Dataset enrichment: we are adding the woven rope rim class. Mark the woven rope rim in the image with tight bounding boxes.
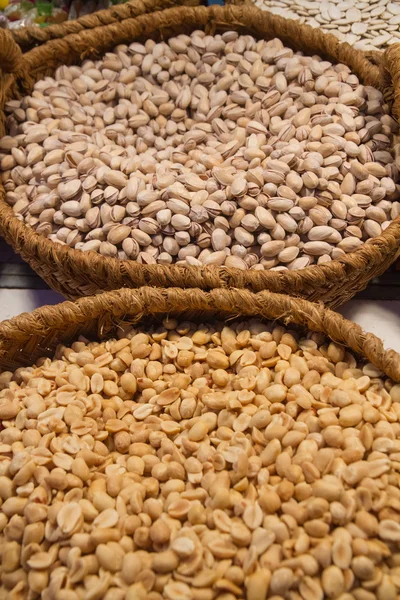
[382,44,400,123]
[0,5,399,303]
[11,0,200,52]
[0,287,399,381]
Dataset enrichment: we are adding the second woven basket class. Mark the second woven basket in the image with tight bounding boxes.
[1,287,400,599]
[0,4,399,306]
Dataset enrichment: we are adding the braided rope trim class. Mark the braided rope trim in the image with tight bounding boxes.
[0,287,398,381]
[382,44,400,122]
[11,0,200,52]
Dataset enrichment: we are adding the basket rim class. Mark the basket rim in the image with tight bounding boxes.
[1,198,400,291]
[10,0,200,51]
[0,286,399,381]
[0,4,398,297]
[15,4,383,90]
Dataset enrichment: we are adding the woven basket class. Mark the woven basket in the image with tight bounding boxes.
[0,4,399,307]
[0,287,399,384]
[11,0,200,52]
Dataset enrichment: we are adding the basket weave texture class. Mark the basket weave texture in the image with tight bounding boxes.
[0,287,399,382]
[11,0,200,52]
[0,5,400,306]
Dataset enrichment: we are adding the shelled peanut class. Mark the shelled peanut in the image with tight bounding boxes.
[2,31,399,271]
[1,317,400,599]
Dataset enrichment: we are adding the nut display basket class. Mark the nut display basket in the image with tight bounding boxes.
[0,287,399,382]
[1,4,400,307]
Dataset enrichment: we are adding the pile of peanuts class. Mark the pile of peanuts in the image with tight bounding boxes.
[2,31,399,271]
[1,317,400,599]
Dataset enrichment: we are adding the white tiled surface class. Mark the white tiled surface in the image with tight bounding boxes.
[0,289,64,321]
[0,288,399,353]
[339,300,400,353]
